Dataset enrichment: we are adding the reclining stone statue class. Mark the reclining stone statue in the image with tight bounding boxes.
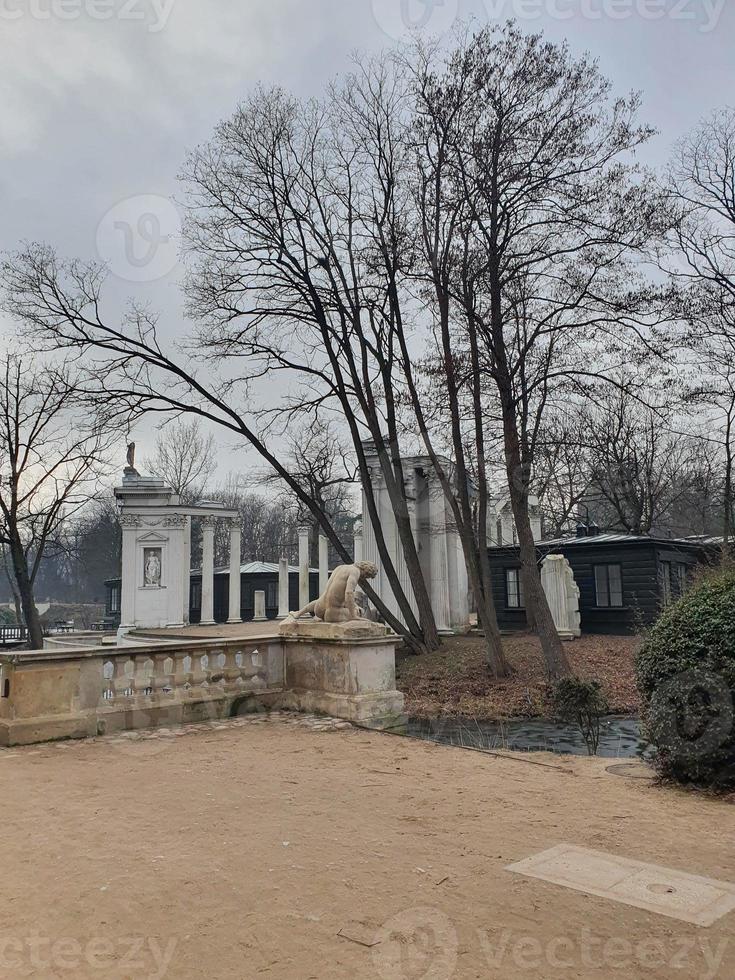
[286,560,379,624]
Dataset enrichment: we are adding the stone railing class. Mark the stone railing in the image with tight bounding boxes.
[0,636,283,747]
[0,628,406,746]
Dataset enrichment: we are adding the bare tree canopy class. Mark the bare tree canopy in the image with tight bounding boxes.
[143,418,216,503]
[0,353,116,647]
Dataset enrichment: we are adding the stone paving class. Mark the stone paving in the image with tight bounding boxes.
[0,710,354,756]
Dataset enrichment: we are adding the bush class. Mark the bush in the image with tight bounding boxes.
[552,676,609,756]
[636,566,735,790]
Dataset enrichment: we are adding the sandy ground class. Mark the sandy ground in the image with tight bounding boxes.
[1,717,733,979]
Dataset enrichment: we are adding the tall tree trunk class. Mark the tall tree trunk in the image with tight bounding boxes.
[8,535,44,649]
[376,442,441,653]
[2,547,23,626]
[501,406,571,681]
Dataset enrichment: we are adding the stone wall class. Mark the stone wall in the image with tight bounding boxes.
[0,630,405,746]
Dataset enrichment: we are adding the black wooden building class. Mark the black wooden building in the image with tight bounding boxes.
[104,562,320,627]
[487,532,721,635]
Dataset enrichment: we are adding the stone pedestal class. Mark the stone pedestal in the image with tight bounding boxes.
[278,619,406,729]
[541,554,581,640]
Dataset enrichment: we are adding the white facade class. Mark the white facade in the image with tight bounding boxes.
[359,451,469,633]
[115,471,240,636]
[488,495,542,547]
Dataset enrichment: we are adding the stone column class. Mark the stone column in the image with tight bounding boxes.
[353,522,363,564]
[318,534,329,595]
[253,590,267,622]
[277,557,290,619]
[227,519,242,623]
[182,516,192,625]
[200,517,216,626]
[119,514,140,630]
[298,525,310,609]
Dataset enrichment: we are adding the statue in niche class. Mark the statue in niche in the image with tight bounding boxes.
[288,561,378,623]
[144,548,162,587]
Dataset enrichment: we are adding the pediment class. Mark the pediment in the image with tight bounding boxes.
[136,531,169,544]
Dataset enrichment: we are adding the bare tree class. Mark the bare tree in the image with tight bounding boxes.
[533,411,592,538]
[262,419,358,566]
[143,418,216,503]
[665,108,735,540]
[0,248,424,651]
[581,390,694,535]
[0,354,114,648]
[404,24,666,678]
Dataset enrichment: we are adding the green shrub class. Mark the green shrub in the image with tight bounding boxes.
[636,567,735,790]
[552,676,609,756]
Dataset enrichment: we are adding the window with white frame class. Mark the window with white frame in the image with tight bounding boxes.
[506,568,524,608]
[594,564,623,607]
[109,584,120,614]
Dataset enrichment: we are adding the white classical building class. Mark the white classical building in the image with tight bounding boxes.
[356,449,469,633]
[487,494,543,547]
[115,470,241,634]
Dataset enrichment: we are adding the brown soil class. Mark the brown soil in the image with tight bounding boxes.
[397,632,641,720]
[0,717,733,979]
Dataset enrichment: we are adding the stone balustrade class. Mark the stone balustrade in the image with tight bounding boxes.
[0,629,406,747]
[0,636,283,747]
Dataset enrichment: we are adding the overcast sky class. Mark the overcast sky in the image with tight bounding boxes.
[1,0,733,483]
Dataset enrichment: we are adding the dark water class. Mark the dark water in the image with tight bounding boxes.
[406,714,651,759]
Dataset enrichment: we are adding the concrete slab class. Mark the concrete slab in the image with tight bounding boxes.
[506,843,735,926]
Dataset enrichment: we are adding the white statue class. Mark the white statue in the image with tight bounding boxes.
[144,550,162,587]
[540,554,581,640]
[287,560,378,624]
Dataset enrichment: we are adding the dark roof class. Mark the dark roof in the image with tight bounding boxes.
[492,533,724,551]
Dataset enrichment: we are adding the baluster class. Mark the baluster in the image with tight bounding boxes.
[223,648,241,692]
[189,651,207,692]
[172,653,188,697]
[102,661,114,701]
[113,658,132,699]
[207,649,224,692]
[151,653,169,698]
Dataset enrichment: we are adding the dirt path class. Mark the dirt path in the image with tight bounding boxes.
[0,717,733,979]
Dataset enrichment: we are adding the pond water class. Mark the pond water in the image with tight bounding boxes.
[405,714,652,759]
